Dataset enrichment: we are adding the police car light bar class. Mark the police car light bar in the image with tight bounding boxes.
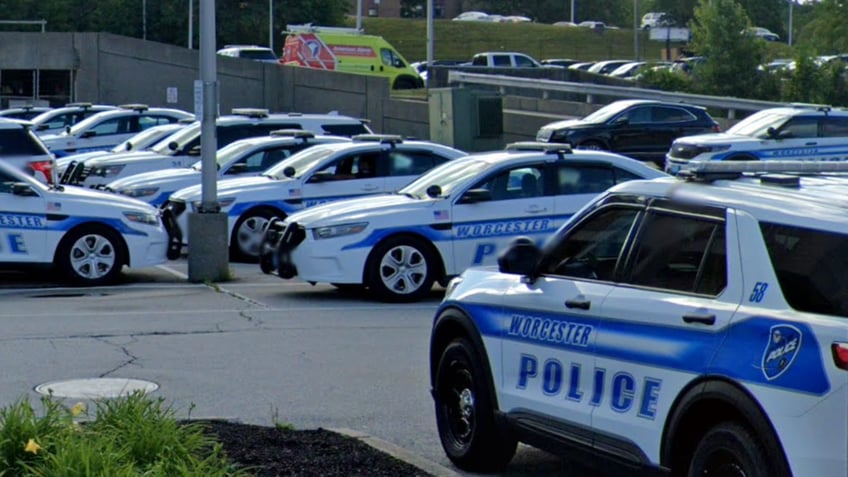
[231,108,270,118]
[118,103,150,112]
[271,129,315,138]
[65,102,93,109]
[351,134,404,144]
[506,142,573,154]
[685,160,848,175]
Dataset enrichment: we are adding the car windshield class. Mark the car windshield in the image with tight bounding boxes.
[726,111,792,137]
[151,122,200,155]
[189,140,258,170]
[66,113,114,136]
[399,157,492,199]
[241,49,277,61]
[581,102,632,124]
[264,146,337,179]
[109,126,176,153]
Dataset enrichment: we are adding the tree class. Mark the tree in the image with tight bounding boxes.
[689,0,765,98]
[797,0,848,54]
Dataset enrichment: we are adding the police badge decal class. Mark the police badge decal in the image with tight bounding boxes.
[761,324,802,380]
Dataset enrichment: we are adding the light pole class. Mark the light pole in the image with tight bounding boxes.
[570,0,575,23]
[788,0,793,46]
[142,0,147,40]
[188,0,193,49]
[633,0,639,60]
[269,0,274,50]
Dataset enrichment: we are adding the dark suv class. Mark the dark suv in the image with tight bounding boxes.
[536,99,719,167]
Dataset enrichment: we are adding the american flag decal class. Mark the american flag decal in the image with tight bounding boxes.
[433,210,448,220]
[289,188,302,197]
[47,202,61,211]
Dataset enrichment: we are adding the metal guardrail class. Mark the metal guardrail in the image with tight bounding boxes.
[447,71,788,119]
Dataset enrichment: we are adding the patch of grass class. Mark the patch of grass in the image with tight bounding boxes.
[0,392,248,477]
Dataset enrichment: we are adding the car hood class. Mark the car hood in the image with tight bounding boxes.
[287,193,430,227]
[54,184,158,213]
[107,168,200,190]
[673,132,759,145]
[170,175,281,201]
[56,151,111,168]
[539,118,588,131]
[84,152,172,167]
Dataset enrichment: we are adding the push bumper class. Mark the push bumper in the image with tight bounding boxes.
[259,218,305,279]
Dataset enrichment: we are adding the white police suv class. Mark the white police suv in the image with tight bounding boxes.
[0,158,172,285]
[0,118,56,184]
[666,104,848,174]
[40,104,194,157]
[105,130,351,206]
[260,143,666,302]
[30,103,118,136]
[429,160,848,476]
[165,135,466,261]
[60,109,372,189]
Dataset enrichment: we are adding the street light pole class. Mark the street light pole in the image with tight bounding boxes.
[633,0,639,60]
[143,0,147,40]
[188,0,193,49]
[570,0,575,23]
[788,0,794,46]
[269,0,273,51]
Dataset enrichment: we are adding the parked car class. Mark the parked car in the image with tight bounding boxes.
[216,45,279,64]
[259,142,666,301]
[30,103,117,136]
[745,27,780,42]
[428,159,848,477]
[568,61,596,71]
[541,58,581,68]
[452,11,490,21]
[552,21,577,27]
[578,21,616,30]
[40,104,193,157]
[587,59,635,75]
[0,105,51,120]
[0,118,56,183]
[640,11,673,29]
[467,52,545,68]
[666,104,848,174]
[536,99,720,167]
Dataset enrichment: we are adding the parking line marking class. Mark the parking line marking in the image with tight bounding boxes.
[155,264,189,280]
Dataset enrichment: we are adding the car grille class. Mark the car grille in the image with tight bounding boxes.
[162,199,187,218]
[668,144,706,160]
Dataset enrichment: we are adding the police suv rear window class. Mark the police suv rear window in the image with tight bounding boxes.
[0,129,46,155]
[761,222,848,317]
[321,123,370,137]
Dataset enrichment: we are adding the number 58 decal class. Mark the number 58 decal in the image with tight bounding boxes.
[749,282,769,303]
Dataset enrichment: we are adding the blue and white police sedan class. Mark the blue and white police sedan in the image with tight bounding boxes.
[428,160,848,477]
[260,143,666,302]
[0,159,172,285]
[105,131,351,206]
[164,135,466,261]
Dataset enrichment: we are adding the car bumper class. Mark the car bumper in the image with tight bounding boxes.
[125,226,170,268]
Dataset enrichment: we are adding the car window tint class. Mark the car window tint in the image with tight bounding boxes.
[542,206,639,280]
[614,168,641,184]
[653,107,696,122]
[761,222,848,317]
[0,129,46,155]
[230,150,266,174]
[557,164,615,195]
[515,55,536,67]
[779,117,818,138]
[387,150,438,176]
[623,107,651,124]
[627,211,726,294]
[471,56,486,66]
[473,165,544,201]
[322,123,370,136]
[493,55,511,67]
[89,118,125,135]
[318,152,381,180]
[821,117,848,138]
[380,48,394,67]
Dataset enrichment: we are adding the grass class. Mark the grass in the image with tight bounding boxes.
[0,392,248,476]
[346,17,799,65]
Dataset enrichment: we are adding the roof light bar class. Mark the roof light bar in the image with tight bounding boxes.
[65,102,93,109]
[506,141,573,154]
[231,108,270,118]
[270,129,315,138]
[118,103,150,112]
[352,134,404,144]
[684,160,848,175]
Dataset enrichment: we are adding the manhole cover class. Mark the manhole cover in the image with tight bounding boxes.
[34,378,159,399]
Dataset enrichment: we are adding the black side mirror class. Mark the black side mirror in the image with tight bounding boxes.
[425,185,442,198]
[36,124,48,131]
[64,126,71,134]
[612,116,629,126]
[498,236,541,278]
[283,166,296,178]
[11,182,38,197]
[226,163,248,175]
[168,141,179,151]
[125,142,133,151]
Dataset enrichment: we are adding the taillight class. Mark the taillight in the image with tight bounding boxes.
[28,160,54,185]
[711,124,721,133]
[831,342,848,370]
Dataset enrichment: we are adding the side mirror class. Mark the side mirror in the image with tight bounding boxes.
[11,182,38,197]
[457,188,492,204]
[168,141,179,151]
[226,163,248,175]
[307,171,335,183]
[612,116,629,126]
[498,236,541,277]
[425,184,442,198]
[125,142,133,151]
[64,126,72,134]
[283,166,296,178]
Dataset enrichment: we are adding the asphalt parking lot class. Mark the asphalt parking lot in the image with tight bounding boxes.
[0,261,583,477]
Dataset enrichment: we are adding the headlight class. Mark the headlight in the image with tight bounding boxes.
[312,222,368,240]
[123,211,160,226]
[91,164,126,177]
[120,186,160,198]
[190,197,236,212]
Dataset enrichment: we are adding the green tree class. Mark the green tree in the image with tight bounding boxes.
[796,0,848,54]
[689,0,764,98]
[782,51,819,102]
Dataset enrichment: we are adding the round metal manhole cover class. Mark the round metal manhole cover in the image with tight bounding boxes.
[34,378,159,399]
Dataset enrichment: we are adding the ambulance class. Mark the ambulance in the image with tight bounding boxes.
[281,24,424,90]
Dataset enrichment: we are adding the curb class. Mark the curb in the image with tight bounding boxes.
[331,428,462,477]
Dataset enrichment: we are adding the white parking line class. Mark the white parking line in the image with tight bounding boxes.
[155,264,189,280]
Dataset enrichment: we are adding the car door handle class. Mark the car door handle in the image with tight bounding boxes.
[565,299,590,310]
[524,205,548,214]
[361,184,380,191]
[682,313,716,325]
[805,142,817,146]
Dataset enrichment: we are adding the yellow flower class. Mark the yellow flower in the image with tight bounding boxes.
[70,402,86,417]
[23,438,41,454]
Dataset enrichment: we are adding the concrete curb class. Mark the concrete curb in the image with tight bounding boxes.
[332,428,462,477]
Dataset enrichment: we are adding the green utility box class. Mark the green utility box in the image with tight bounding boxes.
[428,87,504,152]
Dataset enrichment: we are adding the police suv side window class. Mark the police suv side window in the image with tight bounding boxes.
[541,206,640,281]
[626,211,726,295]
[821,117,848,137]
[473,165,544,201]
[387,150,448,176]
[557,164,615,195]
[761,222,848,317]
[0,129,45,155]
[778,117,818,138]
[321,123,370,137]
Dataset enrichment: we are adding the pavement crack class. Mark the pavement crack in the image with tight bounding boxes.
[96,336,140,378]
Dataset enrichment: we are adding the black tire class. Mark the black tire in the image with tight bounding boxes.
[434,338,516,472]
[231,208,284,263]
[687,421,771,477]
[393,76,419,90]
[366,235,436,302]
[579,140,606,151]
[330,283,365,292]
[55,225,126,286]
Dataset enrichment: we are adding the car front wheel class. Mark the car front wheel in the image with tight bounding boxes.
[231,208,284,263]
[434,338,516,472]
[366,236,436,302]
[56,226,125,286]
[687,421,771,477]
